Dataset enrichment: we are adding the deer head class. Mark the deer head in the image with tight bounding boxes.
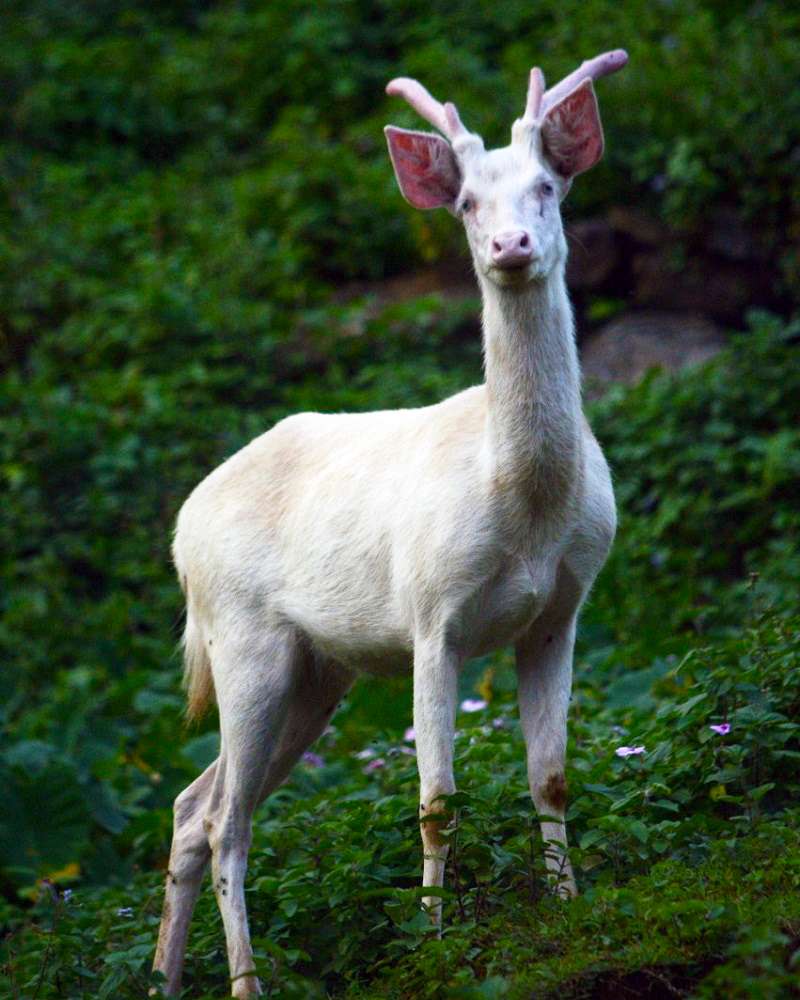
[385,51,627,289]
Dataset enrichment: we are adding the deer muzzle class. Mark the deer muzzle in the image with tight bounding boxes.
[490,230,536,270]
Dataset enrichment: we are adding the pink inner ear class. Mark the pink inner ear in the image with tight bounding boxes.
[384,127,461,210]
[541,79,604,179]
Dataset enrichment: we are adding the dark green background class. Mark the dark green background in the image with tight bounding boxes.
[2,2,799,996]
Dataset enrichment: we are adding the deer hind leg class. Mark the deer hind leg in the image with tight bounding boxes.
[258,653,352,795]
[205,633,352,998]
[152,762,217,996]
[515,611,578,898]
[190,626,306,999]
[151,633,350,999]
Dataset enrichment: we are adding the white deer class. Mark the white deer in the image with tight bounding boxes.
[152,49,626,998]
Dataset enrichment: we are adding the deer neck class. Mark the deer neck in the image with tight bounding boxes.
[479,267,582,507]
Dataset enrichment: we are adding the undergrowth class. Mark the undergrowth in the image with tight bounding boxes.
[3,4,800,994]
[2,317,799,998]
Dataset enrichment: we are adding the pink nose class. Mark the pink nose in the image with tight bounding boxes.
[491,230,534,269]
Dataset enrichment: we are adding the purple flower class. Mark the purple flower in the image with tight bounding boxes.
[710,723,731,736]
[301,751,324,768]
[492,717,507,730]
[364,757,386,774]
[460,698,488,713]
[404,727,416,742]
[615,745,646,758]
[399,745,416,757]
[355,747,376,760]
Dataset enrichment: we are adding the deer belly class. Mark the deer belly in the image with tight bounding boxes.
[466,563,552,654]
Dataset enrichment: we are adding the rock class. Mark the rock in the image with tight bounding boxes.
[581,311,726,395]
[631,251,763,323]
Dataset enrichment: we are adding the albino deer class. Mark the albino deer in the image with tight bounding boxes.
[152,49,626,998]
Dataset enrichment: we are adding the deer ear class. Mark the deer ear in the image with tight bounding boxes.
[541,78,604,180]
[384,126,461,210]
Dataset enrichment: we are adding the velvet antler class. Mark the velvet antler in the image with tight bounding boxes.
[539,49,628,118]
[385,77,469,141]
[514,49,628,148]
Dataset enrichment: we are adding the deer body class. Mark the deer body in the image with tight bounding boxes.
[176,277,610,670]
[154,51,626,998]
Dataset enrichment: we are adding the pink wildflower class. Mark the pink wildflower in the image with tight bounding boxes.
[404,727,416,742]
[615,745,646,758]
[710,723,731,736]
[364,757,386,774]
[460,698,488,713]
[301,751,324,767]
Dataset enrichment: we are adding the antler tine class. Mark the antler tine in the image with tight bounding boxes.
[540,49,628,116]
[521,67,546,125]
[386,77,469,142]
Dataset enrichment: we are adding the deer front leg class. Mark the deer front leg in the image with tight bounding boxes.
[413,637,459,929]
[515,615,578,898]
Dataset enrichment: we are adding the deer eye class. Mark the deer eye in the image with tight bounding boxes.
[458,197,474,215]
[540,181,555,198]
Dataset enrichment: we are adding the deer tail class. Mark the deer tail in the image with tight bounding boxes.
[182,604,215,723]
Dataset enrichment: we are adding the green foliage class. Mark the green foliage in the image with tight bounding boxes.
[2,2,800,995]
[2,0,800,341]
[590,313,800,653]
[3,315,800,997]
[4,607,800,997]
